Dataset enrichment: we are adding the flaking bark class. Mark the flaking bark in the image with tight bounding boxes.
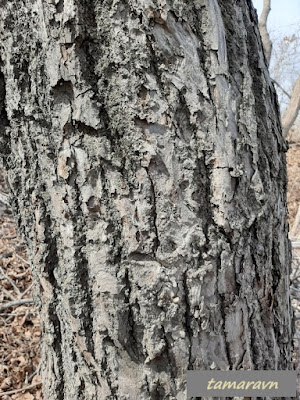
[0,0,293,399]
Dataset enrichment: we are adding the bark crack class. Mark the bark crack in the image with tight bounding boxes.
[122,267,145,362]
[0,71,10,162]
[44,215,65,400]
[182,270,193,370]
[67,150,95,357]
[145,167,160,255]
[101,337,118,399]
[144,373,151,397]
[219,292,233,369]
[161,325,177,391]
[217,254,233,370]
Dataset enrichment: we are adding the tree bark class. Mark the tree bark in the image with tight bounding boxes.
[0,0,293,399]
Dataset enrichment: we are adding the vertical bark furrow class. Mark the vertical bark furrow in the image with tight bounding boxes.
[0,71,9,158]
[119,267,145,363]
[145,166,160,255]
[43,215,65,399]
[182,269,193,370]
[101,337,119,399]
[67,155,95,356]
[0,0,293,399]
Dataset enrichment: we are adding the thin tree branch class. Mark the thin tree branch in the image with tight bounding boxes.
[0,297,34,312]
[0,266,21,296]
[15,253,30,266]
[258,0,272,66]
[0,286,17,301]
[1,235,17,240]
[0,382,42,397]
[20,282,34,299]
[27,366,40,383]
[0,191,9,206]
[272,79,291,99]
[291,204,300,238]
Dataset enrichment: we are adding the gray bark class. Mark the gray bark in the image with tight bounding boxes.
[0,0,294,399]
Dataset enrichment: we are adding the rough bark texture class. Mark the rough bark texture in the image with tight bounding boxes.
[0,0,293,399]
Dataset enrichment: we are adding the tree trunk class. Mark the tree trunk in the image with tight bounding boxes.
[282,74,300,138]
[258,0,272,67]
[0,0,293,399]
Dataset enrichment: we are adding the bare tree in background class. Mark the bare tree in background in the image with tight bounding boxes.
[282,75,300,138]
[258,1,300,244]
[258,0,272,66]
[259,0,300,138]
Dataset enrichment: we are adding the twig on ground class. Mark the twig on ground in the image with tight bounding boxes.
[0,381,42,397]
[0,266,21,296]
[15,253,30,266]
[28,364,41,383]
[0,313,20,316]
[0,310,38,319]
[0,298,34,312]
[1,286,17,301]
[0,191,10,206]
[20,283,33,299]
[9,269,29,279]
[0,315,14,327]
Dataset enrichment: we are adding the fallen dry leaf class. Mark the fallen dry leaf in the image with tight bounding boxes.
[1,376,12,390]
[12,393,34,400]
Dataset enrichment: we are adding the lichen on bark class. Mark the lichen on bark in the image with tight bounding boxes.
[0,0,293,399]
